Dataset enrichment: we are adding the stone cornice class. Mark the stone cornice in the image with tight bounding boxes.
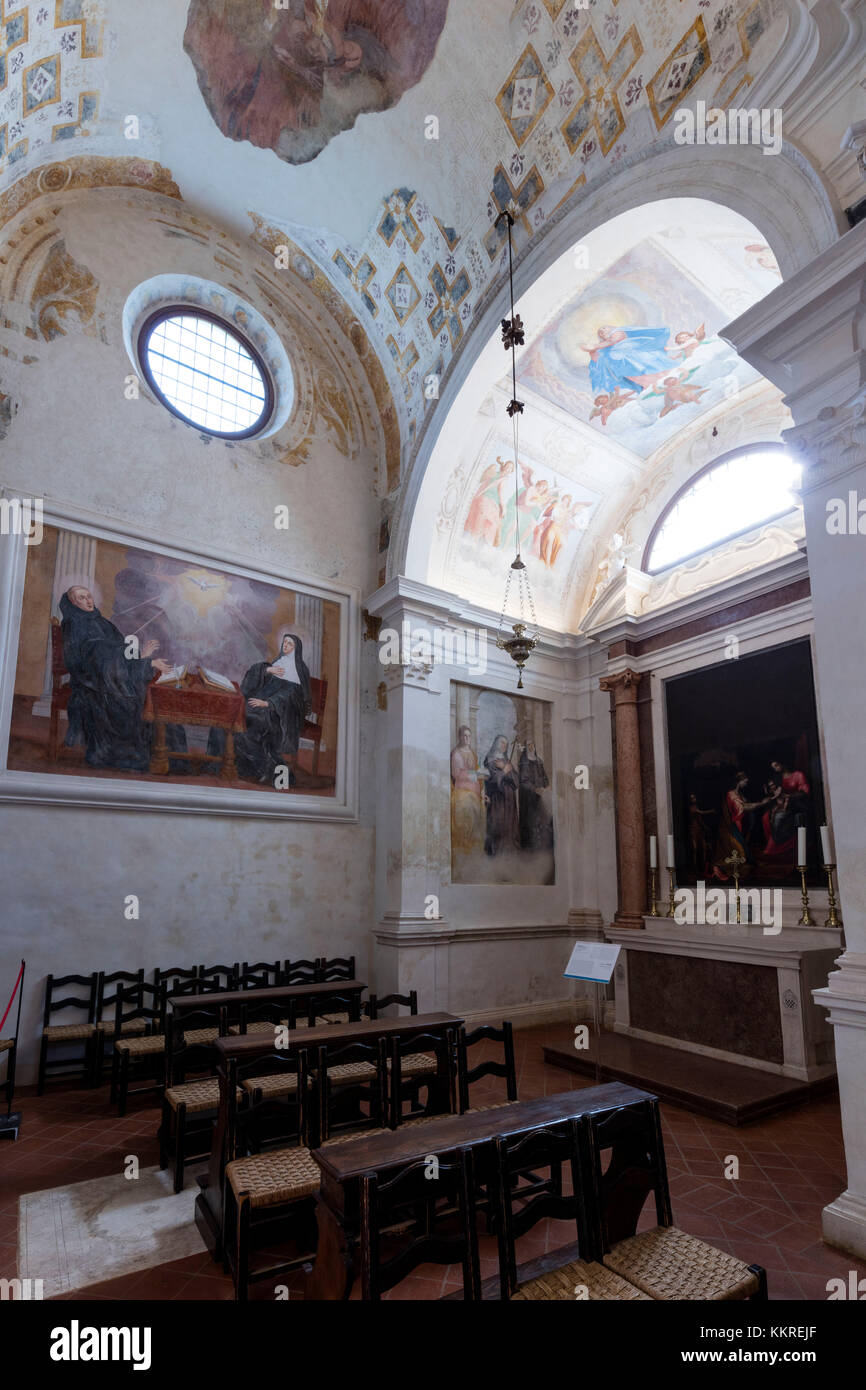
[372,919,579,948]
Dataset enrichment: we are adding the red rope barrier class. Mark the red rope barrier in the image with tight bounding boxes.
[0,961,24,1034]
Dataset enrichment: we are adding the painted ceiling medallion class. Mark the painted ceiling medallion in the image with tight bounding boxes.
[183,0,451,166]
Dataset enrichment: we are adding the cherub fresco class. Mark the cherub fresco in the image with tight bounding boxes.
[580,322,715,428]
[184,0,451,165]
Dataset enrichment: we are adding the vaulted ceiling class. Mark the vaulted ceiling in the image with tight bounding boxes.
[0,0,863,611]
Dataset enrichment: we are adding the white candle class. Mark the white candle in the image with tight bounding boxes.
[797,826,807,867]
[820,825,832,864]
[667,834,675,868]
[649,835,657,869]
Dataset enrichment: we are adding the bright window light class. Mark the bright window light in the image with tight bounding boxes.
[140,310,270,438]
[647,449,802,572]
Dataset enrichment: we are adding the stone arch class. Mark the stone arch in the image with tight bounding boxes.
[393,139,841,588]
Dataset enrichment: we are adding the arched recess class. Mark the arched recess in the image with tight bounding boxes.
[392,138,841,596]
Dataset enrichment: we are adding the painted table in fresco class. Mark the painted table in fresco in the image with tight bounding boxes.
[142,676,246,779]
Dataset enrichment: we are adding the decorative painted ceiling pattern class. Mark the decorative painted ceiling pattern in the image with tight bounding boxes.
[0,0,110,184]
[275,0,781,470]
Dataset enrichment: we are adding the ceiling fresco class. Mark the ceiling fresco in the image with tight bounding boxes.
[412,199,794,630]
[0,0,861,595]
[516,229,781,459]
[183,0,451,166]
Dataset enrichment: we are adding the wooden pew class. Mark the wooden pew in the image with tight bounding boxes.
[194,1011,464,1257]
[305,1082,656,1300]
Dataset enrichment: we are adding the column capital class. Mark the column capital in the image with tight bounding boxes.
[599,668,643,702]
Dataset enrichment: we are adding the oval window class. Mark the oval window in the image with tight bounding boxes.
[138,308,273,438]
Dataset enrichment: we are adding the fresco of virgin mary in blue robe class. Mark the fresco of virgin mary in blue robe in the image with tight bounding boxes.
[586,325,674,395]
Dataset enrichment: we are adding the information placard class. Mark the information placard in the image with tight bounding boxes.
[563,941,621,984]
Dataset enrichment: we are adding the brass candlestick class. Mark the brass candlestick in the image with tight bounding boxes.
[723,852,745,923]
[797,865,813,926]
[649,867,659,917]
[823,863,841,928]
[666,867,676,918]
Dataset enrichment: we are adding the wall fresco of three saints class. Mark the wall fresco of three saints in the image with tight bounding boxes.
[450,682,554,886]
[6,525,341,797]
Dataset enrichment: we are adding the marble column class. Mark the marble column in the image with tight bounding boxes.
[725,216,866,1257]
[600,668,646,929]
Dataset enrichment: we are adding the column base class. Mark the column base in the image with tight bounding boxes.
[822,1189,866,1262]
[612,911,645,930]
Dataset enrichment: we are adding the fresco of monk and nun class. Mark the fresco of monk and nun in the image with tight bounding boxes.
[450,683,554,885]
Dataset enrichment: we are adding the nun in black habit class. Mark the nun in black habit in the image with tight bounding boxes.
[226,633,311,785]
[59,586,172,771]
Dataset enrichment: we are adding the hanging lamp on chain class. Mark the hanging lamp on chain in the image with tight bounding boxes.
[493,208,539,690]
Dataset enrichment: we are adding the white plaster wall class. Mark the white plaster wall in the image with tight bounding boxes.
[0,204,382,1081]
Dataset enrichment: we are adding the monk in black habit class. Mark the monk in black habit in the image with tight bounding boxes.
[219,632,311,785]
[59,586,173,771]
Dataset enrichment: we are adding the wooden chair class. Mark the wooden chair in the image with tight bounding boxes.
[389,1028,456,1128]
[585,1098,768,1301]
[159,1007,229,1194]
[281,958,322,985]
[315,1037,388,1142]
[316,957,360,1023]
[222,1048,316,1300]
[307,991,361,1028]
[110,982,166,1116]
[360,1147,482,1301]
[239,961,281,990]
[492,1118,619,1301]
[48,618,71,762]
[320,955,355,981]
[37,971,99,1093]
[368,990,417,1019]
[93,969,146,1084]
[457,1021,517,1114]
[228,998,295,1039]
[197,963,239,993]
[168,1003,227,1082]
[153,966,200,998]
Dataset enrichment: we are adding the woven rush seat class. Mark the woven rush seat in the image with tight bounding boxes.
[389,1051,437,1076]
[95,1018,148,1035]
[241,1072,311,1097]
[165,1078,243,1114]
[228,1020,289,1037]
[512,1259,651,1301]
[226,1146,321,1208]
[319,1012,350,1025]
[42,1022,96,1040]
[114,1034,165,1056]
[326,1060,378,1082]
[0,1039,13,1054]
[182,1027,220,1044]
[603,1226,761,1301]
[320,1126,390,1148]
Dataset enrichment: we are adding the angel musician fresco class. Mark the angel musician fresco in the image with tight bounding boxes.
[463,460,589,570]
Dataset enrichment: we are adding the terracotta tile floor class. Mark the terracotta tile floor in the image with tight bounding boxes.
[2,1021,863,1301]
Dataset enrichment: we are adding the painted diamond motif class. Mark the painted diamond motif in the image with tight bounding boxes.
[512,75,538,119]
[22,54,59,114]
[385,264,421,326]
[496,45,554,147]
[647,19,711,130]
